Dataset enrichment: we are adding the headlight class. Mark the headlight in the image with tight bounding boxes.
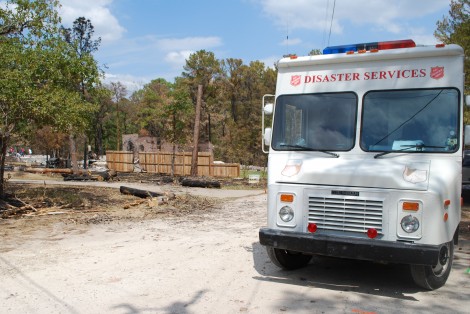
[279,206,294,222]
[401,215,420,233]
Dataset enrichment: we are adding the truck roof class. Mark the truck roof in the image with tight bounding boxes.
[277,44,464,68]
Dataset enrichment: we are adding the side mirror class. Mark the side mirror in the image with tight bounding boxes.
[263,128,272,153]
[465,125,470,145]
[466,95,470,107]
[264,103,273,115]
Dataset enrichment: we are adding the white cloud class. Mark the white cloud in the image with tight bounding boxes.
[157,36,223,70]
[408,32,442,45]
[260,56,280,69]
[59,0,125,42]
[104,73,148,96]
[157,36,223,51]
[165,50,194,69]
[281,37,302,46]
[259,0,448,35]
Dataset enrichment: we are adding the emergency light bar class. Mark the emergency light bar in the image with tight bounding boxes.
[323,39,416,55]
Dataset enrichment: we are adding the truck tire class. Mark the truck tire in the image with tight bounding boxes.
[410,241,454,290]
[266,246,312,270]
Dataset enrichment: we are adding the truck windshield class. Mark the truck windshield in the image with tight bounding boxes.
[361,88,459,153]
[272,92,357,151]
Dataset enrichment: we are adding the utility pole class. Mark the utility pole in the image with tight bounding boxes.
[70,134,79,174]
[116,101,120,150]
[191,85,203,177]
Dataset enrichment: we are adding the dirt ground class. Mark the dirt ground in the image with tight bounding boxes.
[1,170,469,240]
[1,171,469,313]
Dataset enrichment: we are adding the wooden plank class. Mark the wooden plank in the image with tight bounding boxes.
[135,151,240,178]
[106,151,134,172]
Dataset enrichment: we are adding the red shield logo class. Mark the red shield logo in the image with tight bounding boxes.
[430,66,444,80]
[290,75,301,86]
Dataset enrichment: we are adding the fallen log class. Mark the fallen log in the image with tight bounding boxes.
[123,199,148,209]
[63,174,98,181]
[25,167,74,174]
[181,178,221,188]
[123,196,171,209]
[119,186,166,198]
[1,204,36,218]
[62,171,115,182]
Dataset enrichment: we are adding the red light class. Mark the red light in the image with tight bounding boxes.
[444,213,449,222]
[436,43,445,48]
[444,199,451,207]
[308,223,317,233]
[378,39,416,50]
[367,228,378,239]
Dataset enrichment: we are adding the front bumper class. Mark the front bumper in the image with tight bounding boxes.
[259,228,441,266]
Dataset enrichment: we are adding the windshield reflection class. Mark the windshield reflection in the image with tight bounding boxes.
[272,93,357,152]
[361,88,459,153]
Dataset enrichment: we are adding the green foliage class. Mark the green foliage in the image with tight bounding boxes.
[88,84,112,155]
[213,59,276,166]
[435,0,470,94]
[123,50,276,167]
[165,78,193,146]
[134,78,172,138]
[0,0,100,195]
[309,49,323,56]
[0,0,61,39]
[127,78,193,149]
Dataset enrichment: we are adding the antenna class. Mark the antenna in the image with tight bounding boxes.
[322,0,330,48]
[327,0,336,46]
[286,14,289,55]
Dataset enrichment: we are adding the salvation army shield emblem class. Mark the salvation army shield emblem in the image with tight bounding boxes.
[290,75,301,86]
[430,66,444,80]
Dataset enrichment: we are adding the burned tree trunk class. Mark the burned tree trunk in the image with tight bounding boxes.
[181,178,221,188]
[119,186,166,198]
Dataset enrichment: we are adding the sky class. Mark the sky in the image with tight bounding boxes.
[59,0,452,95]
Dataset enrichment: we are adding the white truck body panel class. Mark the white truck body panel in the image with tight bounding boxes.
[263,44,464,248]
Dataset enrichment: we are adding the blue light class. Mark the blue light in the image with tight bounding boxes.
[322,40,415,55]
[323,44,357,54]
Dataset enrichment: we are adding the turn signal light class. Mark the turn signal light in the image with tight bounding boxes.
[280,194,294,202]
[403,202,419,211]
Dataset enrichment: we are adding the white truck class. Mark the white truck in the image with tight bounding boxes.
[259,39,467,290]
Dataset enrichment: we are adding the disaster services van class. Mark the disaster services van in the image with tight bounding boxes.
[259,39,467,290]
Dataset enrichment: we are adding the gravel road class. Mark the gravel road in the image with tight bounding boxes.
[1,180,469,314]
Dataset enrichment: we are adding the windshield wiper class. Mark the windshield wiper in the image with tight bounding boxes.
[279,144,339,158]
[374,143,446,159]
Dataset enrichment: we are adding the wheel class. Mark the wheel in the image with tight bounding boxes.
[266,246,312,270]
[410,241,454,290]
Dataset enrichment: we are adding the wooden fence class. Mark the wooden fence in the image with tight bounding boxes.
[106,151,240,178]
[105,151,134,172]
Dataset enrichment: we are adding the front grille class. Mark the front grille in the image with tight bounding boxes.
[308,196,383,234]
